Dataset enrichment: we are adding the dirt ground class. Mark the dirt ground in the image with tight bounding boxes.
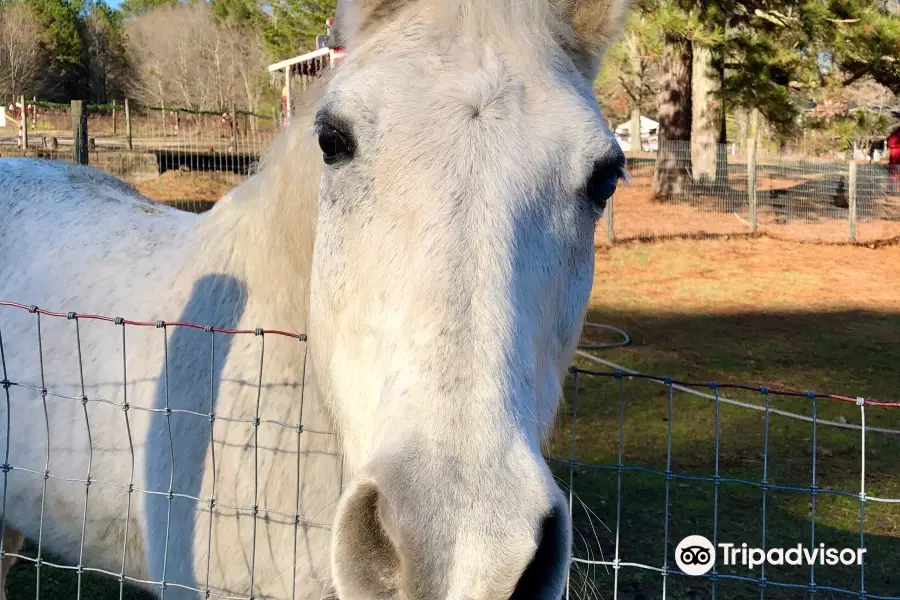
[582,235,900,398]
[591,235,900,314]
[600,186,900,244]
[131,171,235,203]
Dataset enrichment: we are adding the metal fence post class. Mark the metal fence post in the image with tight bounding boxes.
[71,100,88,165]
[124,99,133,150]
[747,109,760,234]
[606,197,615,244]
[283,66,292,127]
[747,142,758,233]
[848,161,858,242]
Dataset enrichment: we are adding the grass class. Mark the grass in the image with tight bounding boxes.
[7,236,900,599]
[548,237,900,599]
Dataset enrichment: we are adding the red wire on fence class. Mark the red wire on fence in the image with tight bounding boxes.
[3,300,897,407]
[0,301,306,341]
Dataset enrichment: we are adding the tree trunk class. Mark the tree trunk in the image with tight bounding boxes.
[691,43,724,185]
[652,33,693,199]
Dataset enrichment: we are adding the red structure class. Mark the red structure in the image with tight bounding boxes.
[889,127,900,183]
[272,18,344,129]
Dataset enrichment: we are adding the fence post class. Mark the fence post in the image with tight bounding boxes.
[747,142,757,233]
[606,197,615,244]
[283,66,292,127]
[747,108,760,233]
[124,99,133,150]
[19,94,27,153]
[848,160,858,242]
[71,100,88,165]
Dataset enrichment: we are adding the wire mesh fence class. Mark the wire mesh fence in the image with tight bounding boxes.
[552,361,900,600]
[600,141,900,245]
[0,299,897,599]
[5,101,898,245]
[0,100,282,214]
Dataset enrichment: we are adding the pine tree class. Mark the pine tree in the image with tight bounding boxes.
[637,0,900,198]
[24,0,86,99]
[119,0,179,17]
[263,0,335,59]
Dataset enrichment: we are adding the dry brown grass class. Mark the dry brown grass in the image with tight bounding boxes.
[591,236,900,315]
[599,187,900,245]
[131,171,234,203]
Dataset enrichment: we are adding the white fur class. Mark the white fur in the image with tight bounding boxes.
[0,1,629,598]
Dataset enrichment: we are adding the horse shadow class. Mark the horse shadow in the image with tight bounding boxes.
[142,273,247,595]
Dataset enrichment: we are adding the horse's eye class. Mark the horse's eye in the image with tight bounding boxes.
[318,123,354,165]
[582,157,624,218]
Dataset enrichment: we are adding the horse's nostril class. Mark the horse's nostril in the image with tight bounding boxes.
[332,482,401,599]
[509,509,570,600]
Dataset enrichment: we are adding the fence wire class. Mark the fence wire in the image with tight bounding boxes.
[555,364,900,600]
[599,142,900,245]
[3,96,900,243]
[0,300,897,599]
[0,301,321,600]
[1,101,282,215]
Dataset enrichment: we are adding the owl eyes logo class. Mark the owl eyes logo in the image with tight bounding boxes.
[674,535,867,575]
[675,535,716,576]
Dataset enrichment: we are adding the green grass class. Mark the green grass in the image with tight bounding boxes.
[548,308,900,600]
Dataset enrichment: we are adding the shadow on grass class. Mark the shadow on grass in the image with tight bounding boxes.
[553,308,900,599]
[7,541,155,599]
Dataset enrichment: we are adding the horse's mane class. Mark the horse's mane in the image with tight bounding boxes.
[342,0,586,64]
[190,76,331,332]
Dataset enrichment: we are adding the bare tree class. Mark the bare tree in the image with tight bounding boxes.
[222,22,268,131]
[127,4,216,111]
[594,14,661,152]
[0,3,46,100]
[84,6,134,103]
[127,2,269,116]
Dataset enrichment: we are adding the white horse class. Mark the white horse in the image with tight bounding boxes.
[0,0,629,598]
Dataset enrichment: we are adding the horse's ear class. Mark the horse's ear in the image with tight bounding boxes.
[556,0,633,67]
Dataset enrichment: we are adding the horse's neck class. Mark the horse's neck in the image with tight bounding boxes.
[187,152,335,424]
[190,170,314,335]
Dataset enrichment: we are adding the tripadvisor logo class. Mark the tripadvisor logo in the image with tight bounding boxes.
[675,535,866,576]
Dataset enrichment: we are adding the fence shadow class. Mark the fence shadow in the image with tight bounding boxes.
[556,307,900,599]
